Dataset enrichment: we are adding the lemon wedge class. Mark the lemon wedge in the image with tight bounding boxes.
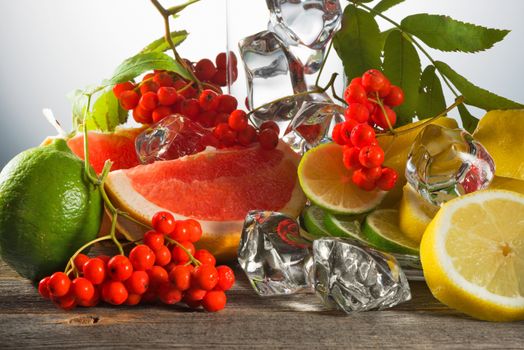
[399,184,439,243]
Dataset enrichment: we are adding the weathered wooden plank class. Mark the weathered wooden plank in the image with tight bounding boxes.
[1,257,523,349]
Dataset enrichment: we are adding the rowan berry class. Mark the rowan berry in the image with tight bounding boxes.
[119,90,139,110]
[217,94,238,113]
[384,85,404,107]
[350,124,376,148]
[48,272,71,297]
[152,106,173,123]
[129,245,156,271]
[107,255,133,282]
[169,265,192,291]
[38,277,51,299]
[153,72,175,87]
[73,253,89,274]
[152,211,176,235]
[344,83,367,104]
[158,284,182,305]
[359,145,385,168]
[362,69,388,92]
[228,110,248,131]
[157,87,179,106]
[202,290,226,312]
[372,106,397,130]
[113,82,134,99]
[199,89,220,111]
[259,129,279,150]
[125,271,150,295]
[195,59,218,81]
[194,250,216,266]
[237,125,258,146]
[153,245,172,267]
[376,167,398,191]
[352,169,376,191]
[342,146,362,171]
[171,241,195,264]
[260,120,280,134]
[345,103,370,123]
[144,230,165,251]
[101,281,128,305]
[83,258,107,285]
[215,266,235,291]
[71,277,95,302]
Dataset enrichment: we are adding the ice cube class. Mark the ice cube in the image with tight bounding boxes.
[237,211,312,296]
[406,124,495,206]
[239,30,308,136]
[135,115,219,164]
[266,0,342,50]
[312,238,411,313]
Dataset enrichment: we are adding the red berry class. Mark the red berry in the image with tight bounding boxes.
[215,265,235,291]
[362,166,383,181]
[339,120,358,145]
[153,245,172,267]
[202,290,226,312]
[158,284,182,305]
[98,255,111,264]
[228,110,248,131]
[48,272,71,297]
[378,78,392,97]
[217,94,238,113]
[147,266,169,289]
[260,120,280,134]
[359,145,385,168]
[153,72,175,87]
[139,91,159,111]
[364,100,377,114]
[211,69,227,86]
[214,123,237,147]
[77,288,100,307]
[384,85,404,107]
[180,98,201,119]
[108,255,133,282]
[171,241,195,264]
[352,169,376,191]
[141,289,157,304]
[345,103,370,123]
[119,90,139,110]
[133,105,153,124]
[152,106,173,123]
[195,59,218,81]
[362,69,387,92]
[157,86,179,106]
[185,288,207,302]
[71,277,95,302]
[350,77,363,86]
[169,265,192,291]
[237,125,258,146]
[199,89,220,111]
[372,106,397,130]
[83,258,106,285]
[194,249,216,266]
[38,277,51,299]
[185,219,203,243]
[184,298,202,309]
[140,80,159,95]
[169,220,190,241]
[129,245,156,271]
[192,264,219,291]
[197,110,218,128]
[344,84,367,104]
[102,281,128,305]
[54,290,77,310]
[113,82,134,99]
[214,112,230,126]
[342,146,362,171]
[376,167,398,191]
[152,211,176,235]
[350,124,376,148]
[125,293,142,306]
[216,52,237,69]
[331,123,345,145]
[73,253,89,274]
[259,129,279,150]
[125,271,150,295]
[144,230,165,251]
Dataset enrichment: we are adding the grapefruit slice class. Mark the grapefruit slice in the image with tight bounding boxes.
[106,141,306,260]
[67,127,144,173]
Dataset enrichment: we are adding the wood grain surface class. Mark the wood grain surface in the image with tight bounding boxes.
[0,247,523,349]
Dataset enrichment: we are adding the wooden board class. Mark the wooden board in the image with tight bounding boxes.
[1,252,523,349]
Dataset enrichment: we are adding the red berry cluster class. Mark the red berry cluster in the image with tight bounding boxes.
[37,211,235,312]
[193,52,238,87]
[332,69,403,192]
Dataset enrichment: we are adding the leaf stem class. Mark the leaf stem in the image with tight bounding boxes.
[165,236,201,266]
[64,235,113,275]
[315,40,333,87]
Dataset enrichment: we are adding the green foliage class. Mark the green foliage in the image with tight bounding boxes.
[333,5,382,80]
[402,14,509,53]
[383,30,421,125]
[435,61,524,110]
[373,0,405,14]
[70,88,127,132]
[457,103,479,133]
[140,31,188,54]
[417,66,446,119]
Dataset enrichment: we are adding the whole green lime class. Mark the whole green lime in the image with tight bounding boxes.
[0,139,102,281]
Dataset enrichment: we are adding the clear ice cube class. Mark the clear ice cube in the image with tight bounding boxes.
[312,238,411,313]
[406,124,495,206]
[237,210,312,296]
[135,115,219,164]
[266,0,342,50]
[239,30,308,137]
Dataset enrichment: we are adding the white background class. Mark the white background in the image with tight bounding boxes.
[0,0,523,166]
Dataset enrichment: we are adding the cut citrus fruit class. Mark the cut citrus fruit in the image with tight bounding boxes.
[298,143,386,214]
[106,141,306,260]
[399,184,439,243]
[421,190,524,322]
[473,110,524,181]
[362,209,419,255]
[301,206,331,238]
[67,127,144,173]
[323,212,366,243]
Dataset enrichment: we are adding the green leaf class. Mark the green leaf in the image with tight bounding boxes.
[382,30,421,125]
[374,0,405,14]
[107,52,191,85]
[401,14,509,53]
[168,0,201,17]
[85,89,128,132]
[417,65,446,119]
[140,31,188,54]
[435,61,524,110]
[457,103,479,133]
[333,5,382,80]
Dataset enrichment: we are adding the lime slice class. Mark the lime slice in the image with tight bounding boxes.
[323,212,368,242]
[362,209,419,255]
[298,143,386,214]
[301,205,331,238]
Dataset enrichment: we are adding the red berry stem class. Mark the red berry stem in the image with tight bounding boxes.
[164,236,202,266]
[63,235,113,276]
[372,92,395,133]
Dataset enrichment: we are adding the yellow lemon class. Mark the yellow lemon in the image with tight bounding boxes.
[399,184,439,243]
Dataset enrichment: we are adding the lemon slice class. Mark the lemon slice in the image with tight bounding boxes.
[421,190,524,321]
[298,143,386,214]
[399,184,439,243]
